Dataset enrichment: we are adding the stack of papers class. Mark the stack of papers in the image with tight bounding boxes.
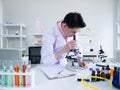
[40,65,76,80]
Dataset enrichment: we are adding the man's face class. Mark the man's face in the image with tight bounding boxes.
[64,24,81,37]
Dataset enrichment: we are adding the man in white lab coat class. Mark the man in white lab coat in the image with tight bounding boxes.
[41,12,86,66]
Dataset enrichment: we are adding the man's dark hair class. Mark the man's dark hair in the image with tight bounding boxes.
[63,12,86,28]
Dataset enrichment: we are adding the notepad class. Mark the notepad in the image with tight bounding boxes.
[40,65,76,80]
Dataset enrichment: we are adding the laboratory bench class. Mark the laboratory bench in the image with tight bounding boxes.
[1,61,120,90]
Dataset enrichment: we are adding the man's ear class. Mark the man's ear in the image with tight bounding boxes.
[64,23,68,28]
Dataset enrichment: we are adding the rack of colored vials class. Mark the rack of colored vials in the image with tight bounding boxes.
[0,60,35,89]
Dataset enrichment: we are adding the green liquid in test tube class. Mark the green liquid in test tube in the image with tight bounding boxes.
[0,70,2,86]
[0,62,2,86]
[2,66,8,86]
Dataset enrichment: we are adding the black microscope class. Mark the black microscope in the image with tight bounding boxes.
[98,45,107,62]
[65,35,84,71]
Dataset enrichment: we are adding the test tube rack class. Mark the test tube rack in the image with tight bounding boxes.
[0,71,35,89]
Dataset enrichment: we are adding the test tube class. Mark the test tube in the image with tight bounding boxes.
[14,61,20,87]
[0,60,2,86]
[7,61,14,87]
[22,64,26,87]
[19,61,23,86]
[26,60,31,87]
[2,60,8,86]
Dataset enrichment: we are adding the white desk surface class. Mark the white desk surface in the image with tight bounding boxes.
[2,62,120,90]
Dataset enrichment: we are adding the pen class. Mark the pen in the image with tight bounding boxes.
[57,70,64,74]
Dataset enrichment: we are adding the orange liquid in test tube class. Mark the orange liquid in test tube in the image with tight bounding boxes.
[22,65,26,87]
[14,66,20,87]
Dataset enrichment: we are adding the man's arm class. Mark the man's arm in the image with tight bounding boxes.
[55,40,77,60]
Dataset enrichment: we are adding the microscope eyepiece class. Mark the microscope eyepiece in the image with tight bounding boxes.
[73,35,76,40]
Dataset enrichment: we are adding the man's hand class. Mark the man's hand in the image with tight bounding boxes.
[64,40,77,52]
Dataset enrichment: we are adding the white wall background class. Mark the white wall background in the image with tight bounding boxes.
[0,0,2,47]
[0,0,2,23]
[2,0,115,57]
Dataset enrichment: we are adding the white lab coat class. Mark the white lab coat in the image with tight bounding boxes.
[41,21,67,66]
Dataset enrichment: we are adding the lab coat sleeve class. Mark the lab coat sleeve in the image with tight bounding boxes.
[41,30,58,65]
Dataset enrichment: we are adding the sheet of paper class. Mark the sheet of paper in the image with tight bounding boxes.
[40,65,76,79]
